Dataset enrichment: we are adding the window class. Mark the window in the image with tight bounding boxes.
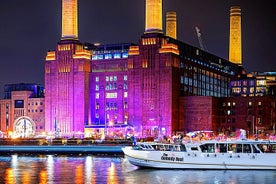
[257,118,262,125]
[95,93,99,99]
[14,100,24,108]
[95,77,99,82]
[122,53,128,58]
[124,102,128,109]
[124,82,128,90]
[227,110,231,115]
[124,92,128,98]
[114,53,121,59]
[124,75,127,81]
[105,54,112,59]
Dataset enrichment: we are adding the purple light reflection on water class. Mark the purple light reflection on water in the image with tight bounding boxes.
[0,155,276,184]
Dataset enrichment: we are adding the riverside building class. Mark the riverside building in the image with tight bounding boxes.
[2,1,275,138]
[44,0,242,138]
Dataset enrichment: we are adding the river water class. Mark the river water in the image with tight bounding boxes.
[0,154,275,184]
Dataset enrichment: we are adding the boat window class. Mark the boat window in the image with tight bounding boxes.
[180,145,187,152]
[252,145,261,153]
[242,144,252,153]
[159,145,166,151]
[257,144,276,153]
[228,144,236,153]
[191,147,198,151]
[218,144,227,153]
[236,144,243,153]
[200,144,215,153]
[270,144,276,152]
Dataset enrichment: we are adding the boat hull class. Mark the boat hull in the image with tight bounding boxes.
[122,147,276,170]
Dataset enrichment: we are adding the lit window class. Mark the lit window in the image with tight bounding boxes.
[228,102,231,107]
[232,102,236,107]
[122,53,128,58]
[110,76,113,81]
[124,82,128,90]
[95,84,99,91]
[106,76,109,82]
[257,118,261,125]
[114,53,121,59]
[105,54,112,59]
[124,92,128,98]
[95,93,99,99]
[106,92,117,98]
[258,102,262,106]
[124,102,128,109]
[180,76,184,84]
[248,102,252,106]
[95,77,99,82]
[124,75,128,81]
[97,54,103,60]
[114,76,117,81]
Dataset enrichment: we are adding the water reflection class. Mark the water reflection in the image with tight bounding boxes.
[0,155,275,184]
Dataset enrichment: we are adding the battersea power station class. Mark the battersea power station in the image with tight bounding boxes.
[1,0,275,138]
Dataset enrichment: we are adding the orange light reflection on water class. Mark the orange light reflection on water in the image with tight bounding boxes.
[5,168,15,184]
[39,170,48,184]
[75,164,84,184]
[107,162,118,184]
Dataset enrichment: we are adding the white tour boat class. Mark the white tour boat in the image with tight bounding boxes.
[122,139,276,169]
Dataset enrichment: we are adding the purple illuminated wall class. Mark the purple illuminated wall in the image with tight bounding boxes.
[128,33,180,137]
[45,40,90,136]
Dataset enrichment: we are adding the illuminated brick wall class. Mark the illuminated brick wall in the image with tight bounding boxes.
[128,33,180,137]
[45,40,91,136]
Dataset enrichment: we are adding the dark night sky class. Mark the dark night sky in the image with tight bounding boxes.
[0,0,275,98]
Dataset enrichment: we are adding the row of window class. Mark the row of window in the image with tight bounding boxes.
[28,109,43,113]
[28,102,43,106]
[95,75,128,82]
[222,109,263,116]
[221,117,262,125]
[95,102,128,110]
[92,52,128,60]
[222,101,262,107]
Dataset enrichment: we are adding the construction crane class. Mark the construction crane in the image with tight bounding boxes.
[195,26,207,51]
